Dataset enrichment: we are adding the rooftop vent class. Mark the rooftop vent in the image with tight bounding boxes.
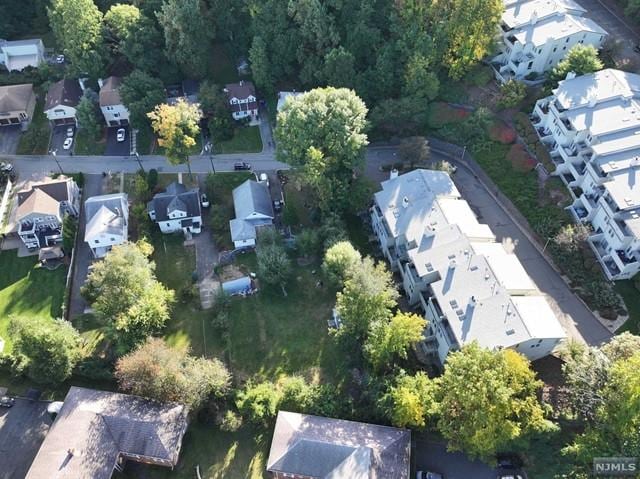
[455,309,465,319]
[402,197,410,208]
[506,329,516,336]
[450,299,459,309]
[426,262,434,272]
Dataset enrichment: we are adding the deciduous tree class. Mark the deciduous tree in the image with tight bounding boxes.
[551,44,604,83]
[436,343,554,461]
[120,70,166,127]
[381,372,436,428]
[104,3,141,52]
[364,312,426,371]
[257,243,292,292]
[398,136,431,168]
[10,317,82,384]
[236,381,282,425]
[275,88,368,212]
[322,240,362,285]
[147,99,202,179]
[116,338,230,408]
[75,91,102,140]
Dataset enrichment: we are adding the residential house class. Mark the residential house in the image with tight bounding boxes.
[266,411,411,479]
[491,0,607,81]
[84,193,129,258]
[229,179,274,249]
[0,83,36,128]
[98,76,129,126]
[276,91,304,112]
[26,386,188,479]
[371,169,566,366]
[166,80,199,106]
[532,68,640,279]
[225,81,258,121]
[0,38,44,72]
[15,176,79,250]
[44,79,82,126]
[147,182,202,235]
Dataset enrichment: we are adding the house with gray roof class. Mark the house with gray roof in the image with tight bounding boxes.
[147,182,202,236]
[0,38,44,72]
[230,179,274,248]
[0,83,36,128]
[84,193,129,258]
[267,411,411,479]
[44,79,83,125]
[26,386,188,479]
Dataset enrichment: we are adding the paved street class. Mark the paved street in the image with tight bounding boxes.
[366,145,613,346]
[414,436,497,479]
[0,125,21,155]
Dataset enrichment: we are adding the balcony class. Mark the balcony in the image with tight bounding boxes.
[588,237,622,279]
[560,172,577,187]
[569,201,589,221]
[616,249,639,266]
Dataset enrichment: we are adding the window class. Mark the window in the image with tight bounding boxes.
[110,237,115,241]
[94,240,99,244]
[565,37,570,43]
[562,46,566,51]
[166,223,170,227]
[527,61,533,69]
[553,47,557,52]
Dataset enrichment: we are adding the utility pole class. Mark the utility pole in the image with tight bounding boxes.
[209,154,215,174]
[134,152,145,174]
[51,149,63,174]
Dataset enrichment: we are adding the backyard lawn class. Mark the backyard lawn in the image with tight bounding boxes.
[0,251,66,353]
[214,126,263,154]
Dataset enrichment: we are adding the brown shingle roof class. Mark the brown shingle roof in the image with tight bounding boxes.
[225,80,256,100]
[99,76,123,107]
[44,79,82,111]
[267,411,411,479]
[16,189,60,218]
[0,83,34,112]
[26,387,189,479]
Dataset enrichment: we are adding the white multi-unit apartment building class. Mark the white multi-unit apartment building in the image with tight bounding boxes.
[532,68,640,280]
[371,169,566,367]
[492,0,607,81]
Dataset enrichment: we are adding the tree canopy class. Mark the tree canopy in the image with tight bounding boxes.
[120,70,167,127]
[364,312,426,371]
[551,44,604,83]
[322,240,362,285]
[116,338,231,409]
[381,372,437,428]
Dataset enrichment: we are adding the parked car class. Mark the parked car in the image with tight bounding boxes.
[0,396,15,408]
[55,54,65,64]
[0,162,13,173]
[416,472,444,479]
[634,44,640,54]
[116,128,126,142]
[66,126,74,137]
[497,454,526,479]
[201,193,210,208]
[273,199,283,212]
[234,161,251,171]
[62,137,73,150]
[259,172,269,187]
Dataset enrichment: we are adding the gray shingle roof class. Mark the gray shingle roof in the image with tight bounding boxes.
[84,194,128,241]
[148,182,200,222]
[232,180,273,220]
[0,83,34,112]
[267,411,411,479]
[26,387,188,479]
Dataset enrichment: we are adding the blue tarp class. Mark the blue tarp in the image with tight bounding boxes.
[222,276,252,295]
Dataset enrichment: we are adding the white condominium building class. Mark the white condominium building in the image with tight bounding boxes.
[492,0,607,81]
[371,169,566,367]
[532,69,640,280]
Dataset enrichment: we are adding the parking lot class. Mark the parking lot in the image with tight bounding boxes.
[105,126,130,156]
[49,124,75,156]
[0,125,21,155]
[0,398,52,479]
[414,437,499,479]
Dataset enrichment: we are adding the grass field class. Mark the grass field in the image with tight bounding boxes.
[74,129,106,155]
[616,280,640,334]
[214,126,263,154]
[0,251,66,353]
[16,99,49,155]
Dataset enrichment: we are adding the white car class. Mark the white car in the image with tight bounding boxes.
[62,137,73,150]
[55,54,65,64]
[201,193,210,208]
[116,128,126,142]
[66,126,74,137]
[417,472,444,479]
[259,172,269,187]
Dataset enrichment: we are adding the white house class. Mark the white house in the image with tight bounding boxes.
[229,179,274,249]
[147,182,202,236]
[84,193,129,258]
[532,68,640,280]
[492,0,607,81]
[371,169,566,366]
[15,176,79,251]
[98,76,129,126]
[44,78,82,126]
[0,38,44,72]
[225,81,258,121]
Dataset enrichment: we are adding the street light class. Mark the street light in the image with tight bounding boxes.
[51,149,63,175]
[134,152,145,174]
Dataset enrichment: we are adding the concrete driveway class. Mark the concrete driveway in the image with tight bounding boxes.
[50,124,74,156]
[0,398,53,479]
[105,126,130,156]
[0,125,21,154]
[414,436,498,479]
[579,0,640,71]
[366,146,613,346]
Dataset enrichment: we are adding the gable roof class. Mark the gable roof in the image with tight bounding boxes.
[225,81,256,100]
[232,180,274,220]
[147,182,201,222]
[16,177,74,219]
[85,194,128,241]
[267,411,411,479]
[0,83,34,112]
[99,76,123,107]
[45,79,82,111]
[26,387,188,479]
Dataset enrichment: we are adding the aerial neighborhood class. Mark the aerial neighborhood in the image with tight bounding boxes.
[0,0,639,478]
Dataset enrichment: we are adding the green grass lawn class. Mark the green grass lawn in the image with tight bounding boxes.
[74,129,107,155]
[17,98,49,155]
[214,126,263,154]
[134,124,153,155]
[616,280,640,334]
[0,251,67,353]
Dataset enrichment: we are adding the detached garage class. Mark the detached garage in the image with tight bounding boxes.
[44,79,82,125]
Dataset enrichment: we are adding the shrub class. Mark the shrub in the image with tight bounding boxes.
[219,410,243,432]
[147,168,158,190]
[426,102,471,129]
[507,144,537,172]
[488,120,517,144]
[496,80,527,109]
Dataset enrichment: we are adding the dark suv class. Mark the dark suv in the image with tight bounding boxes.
[234,162,251,171]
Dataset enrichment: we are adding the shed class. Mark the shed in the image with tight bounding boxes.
[222,276,253,296]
